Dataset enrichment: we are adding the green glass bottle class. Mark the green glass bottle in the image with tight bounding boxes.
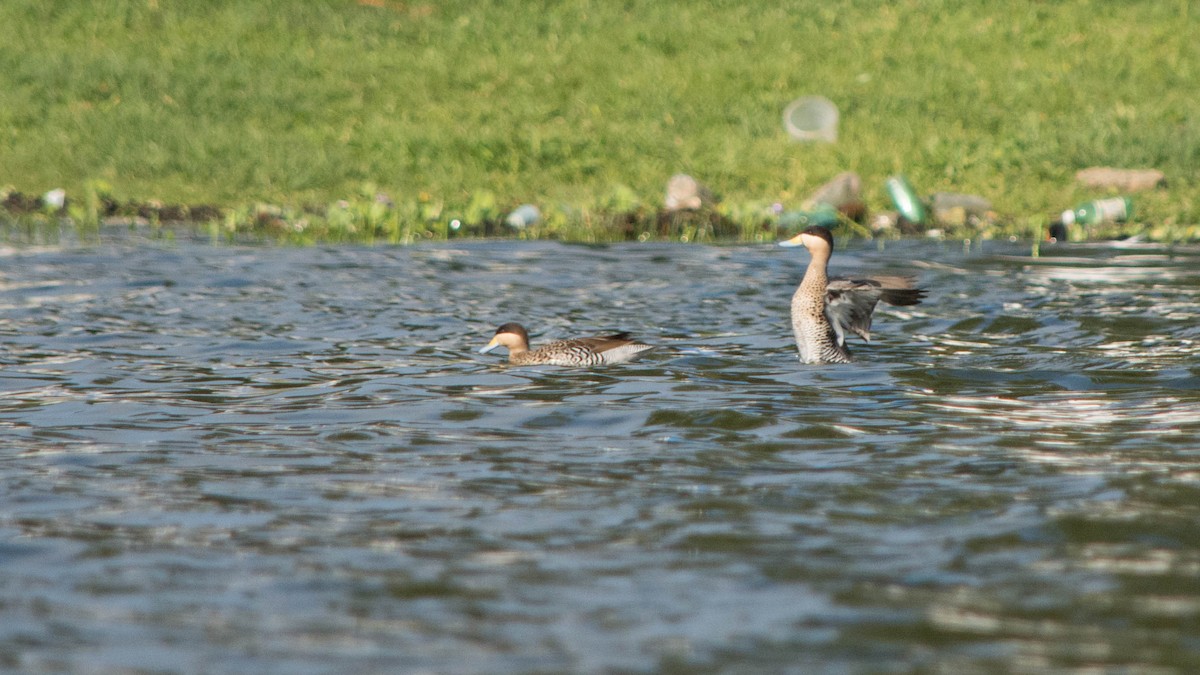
[1060,197,1132,226]
[884,176,927,225]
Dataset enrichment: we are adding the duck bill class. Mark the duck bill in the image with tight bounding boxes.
[778,233,806,247]
[479,338,501,354]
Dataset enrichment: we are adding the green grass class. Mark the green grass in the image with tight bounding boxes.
[1,0,1198,242]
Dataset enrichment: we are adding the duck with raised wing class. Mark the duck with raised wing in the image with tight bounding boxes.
[780,226,924,364]
[479,322,655,366]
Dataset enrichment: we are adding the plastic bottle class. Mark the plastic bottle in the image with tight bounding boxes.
[41,188,66,211]
[1060,197,1132,227]
[505,204,541,229]
[664,174,708,211]
[884,176,927,225]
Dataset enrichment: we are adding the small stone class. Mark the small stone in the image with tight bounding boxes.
[870,212,898,234]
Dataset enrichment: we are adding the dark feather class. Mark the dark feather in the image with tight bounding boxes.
[824,275,924,343]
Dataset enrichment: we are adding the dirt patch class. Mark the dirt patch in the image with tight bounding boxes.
[1,191,222,223]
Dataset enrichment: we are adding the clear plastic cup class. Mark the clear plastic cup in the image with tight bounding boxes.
[783,96,839,143]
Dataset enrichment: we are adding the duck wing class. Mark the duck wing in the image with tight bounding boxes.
[865,275,926,307]
[824,279,885,345]
[571,333,656,364]
[824,276,924,345]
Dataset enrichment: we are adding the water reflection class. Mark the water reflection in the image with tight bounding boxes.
[1,234,1199,671]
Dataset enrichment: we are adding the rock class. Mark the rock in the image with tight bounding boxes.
[1075,167,1166,192]
[929,192,992,227]
[836,200,868,223]
[802,171,861,210]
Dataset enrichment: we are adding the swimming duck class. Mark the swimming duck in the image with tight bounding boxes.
[479,322,655,366]
[780,226,924,364]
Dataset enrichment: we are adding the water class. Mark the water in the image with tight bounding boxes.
[2,233,1200,673]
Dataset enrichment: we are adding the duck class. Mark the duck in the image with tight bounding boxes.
[780,226,925,364]
[479,322,656,366]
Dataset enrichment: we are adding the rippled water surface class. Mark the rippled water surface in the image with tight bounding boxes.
[3,233,1200,673]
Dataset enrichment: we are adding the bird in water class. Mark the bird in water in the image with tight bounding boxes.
[779,226,924,364]
[479,322,655,366]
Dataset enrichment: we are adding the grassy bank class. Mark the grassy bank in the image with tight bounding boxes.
[1,0,1198,242]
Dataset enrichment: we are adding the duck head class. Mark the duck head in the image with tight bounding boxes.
[480,322,531,354]
[779,225,834,252]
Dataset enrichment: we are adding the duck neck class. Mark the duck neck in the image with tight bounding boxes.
[802,249,830,288]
